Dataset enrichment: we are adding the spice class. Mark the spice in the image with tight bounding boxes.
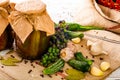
[92,55,95,58]
[10,55,15,58]
[66,68,69,70]
[86,56,88,59]
[32,65,35,68]
[48,75,52,78]
[55,73,58,76]
[24,60,28,64]
[31,64,35,68]
[59,70,64,73]
[100,57,104,60]
[28,69,32,74]
[31,64,33,66]
[1,66,4,68]
[30,60,34,63]
[35,61,39,65]
[40,74,44,78]
[81,45,83,47]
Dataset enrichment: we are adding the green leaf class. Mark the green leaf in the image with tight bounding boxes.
[0,57,20,66]
[7,57,20,63]
[0,59,16,66]
[65,68,85,80]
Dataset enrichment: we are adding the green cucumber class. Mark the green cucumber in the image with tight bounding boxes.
[75,52,93,65]
[68,59,90,72]
[75,52,86,61]
[43,58,65,75]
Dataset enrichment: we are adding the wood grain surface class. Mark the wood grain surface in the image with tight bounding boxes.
[0,39,120,80]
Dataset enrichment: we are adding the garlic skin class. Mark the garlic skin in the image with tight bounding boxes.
[60,41,77,62]
[101,51,108,55]
[67,41,77,53]
[87,40,94,47]
[91,41,102,53]
[60,48,74,62]
[87,40,108,55]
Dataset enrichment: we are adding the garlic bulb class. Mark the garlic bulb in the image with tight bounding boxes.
[87,40,108,55]
[60,48,74,62]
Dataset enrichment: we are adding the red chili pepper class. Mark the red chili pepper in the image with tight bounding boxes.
[96,0,120,11]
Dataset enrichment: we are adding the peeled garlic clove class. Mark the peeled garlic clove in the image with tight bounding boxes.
[90,66,104,77]
[100,61,110,71]
[71,37,81,44]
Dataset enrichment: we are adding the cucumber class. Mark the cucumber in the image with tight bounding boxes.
[75,52,86,61]
[75,52,93,66]
[68,59,90,72]
[43,58,65,75]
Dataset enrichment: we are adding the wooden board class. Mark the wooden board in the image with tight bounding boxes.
[0,39,120,80]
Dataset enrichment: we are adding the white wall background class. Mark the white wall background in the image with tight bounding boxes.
[10,0,82,23]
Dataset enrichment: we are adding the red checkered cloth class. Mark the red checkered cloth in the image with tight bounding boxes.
[96,0,120,11]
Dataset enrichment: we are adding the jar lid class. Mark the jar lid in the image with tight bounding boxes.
[15,0,46,14]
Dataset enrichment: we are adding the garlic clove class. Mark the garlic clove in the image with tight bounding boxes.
[71,37,81,44]
[87,40,109,56]
[90,41,109,55]
[100,61,110,71]
[90,66,104,77]
[91,41,102,53]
